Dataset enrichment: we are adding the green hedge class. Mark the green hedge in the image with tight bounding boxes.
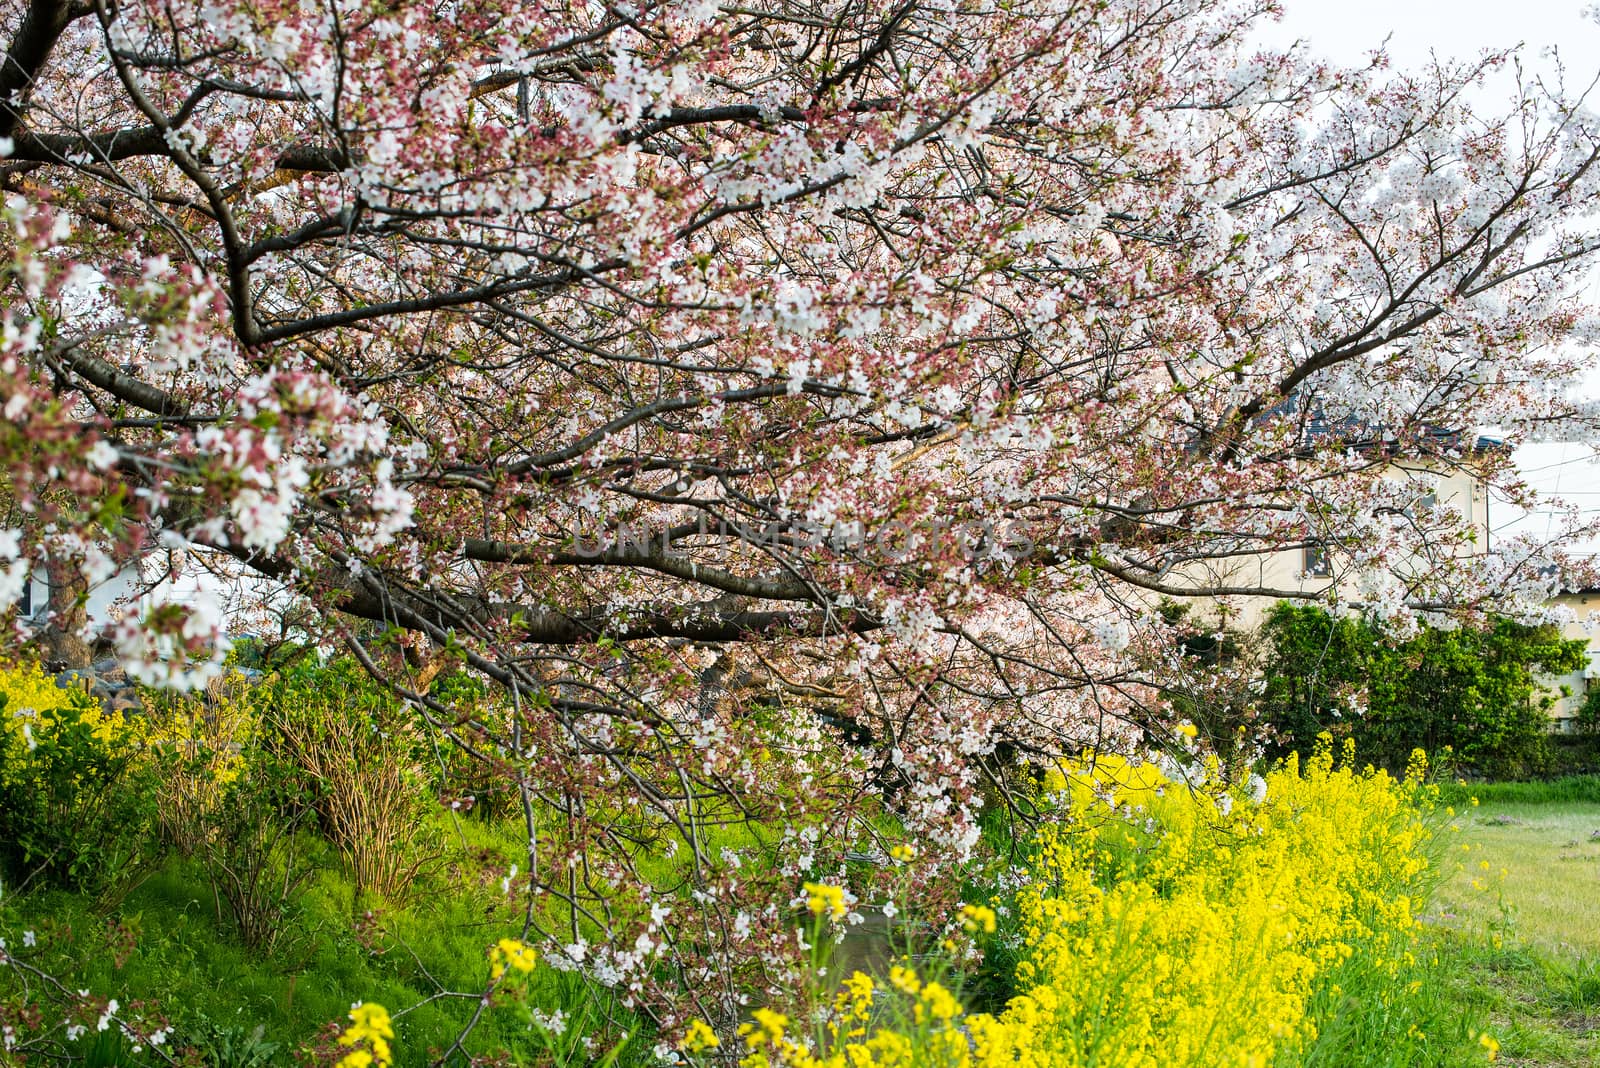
[1258,605,1588,778]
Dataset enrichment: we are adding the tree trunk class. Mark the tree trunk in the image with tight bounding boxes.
[37,554,91,670]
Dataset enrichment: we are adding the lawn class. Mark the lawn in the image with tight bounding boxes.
[1423,794,1600,1067]
[3,817,655,1068]
[1434,800,1600,960]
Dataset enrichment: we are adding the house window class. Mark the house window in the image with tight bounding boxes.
[1406,491,1437,517]
[1304,543,1333,578]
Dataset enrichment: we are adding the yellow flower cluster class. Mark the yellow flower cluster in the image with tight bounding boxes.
[913,981,962,1025]
[724,737,1444,1068]
[740,1008,790,1052]
[959,904,997,935]
[489,937,538,980]
[335,1002,394,1068]
[0,660,146,788]
[984,740,1438,1067]
[836,971,875,1024]
[736,970,976,1068]
[680,1019,721,1053]
[1036,750,1169,812]
[804,881,848,920]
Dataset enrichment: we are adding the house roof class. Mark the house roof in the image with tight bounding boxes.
[1253,391,1507,458]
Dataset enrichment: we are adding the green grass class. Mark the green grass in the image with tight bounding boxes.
[1286,927,1484,1068]
[1,814,655,1068]
[1438,776,1600,807]
[1,798,800,1067]
[1418,787,1600,1066]
[1433,800,1600,960]
[1422,932,1600,1067]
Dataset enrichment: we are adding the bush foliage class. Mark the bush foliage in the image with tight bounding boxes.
[1258,605,1586,777]
[0,661,159,897]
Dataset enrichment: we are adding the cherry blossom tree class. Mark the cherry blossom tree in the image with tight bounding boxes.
[5,0,1600,1030]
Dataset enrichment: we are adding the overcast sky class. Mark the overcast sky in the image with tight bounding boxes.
[1262,0,1600,84]
[1261,3,1600,553]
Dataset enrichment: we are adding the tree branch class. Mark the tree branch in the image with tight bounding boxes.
[0,0,81,139]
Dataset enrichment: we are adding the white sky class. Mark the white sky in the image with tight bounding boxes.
[1261,1,1600,84]
[1265,2,1600,554]
[1491,442,1600,555]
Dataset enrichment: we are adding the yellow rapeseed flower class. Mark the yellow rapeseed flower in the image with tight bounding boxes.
[680,1019,720,1053]
[838,971,875,1020]
[336,1002,393,1068]
[887,965,921,996]
[731,738,1447,1068]
[739,1008,788,1050]
[489,937,537,979]
[916,981,961,1023]
[804,882,848,920]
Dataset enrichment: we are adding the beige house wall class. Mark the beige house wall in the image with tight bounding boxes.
[1163,462,1489,632]
[1541,591,1600,732]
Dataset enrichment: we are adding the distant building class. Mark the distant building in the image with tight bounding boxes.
[18,547,288,664]
[17,561,143,634]
[1159,409,1600,735]
[1491,443,1600,735]
[1164,393,1501,631]
[1541,588,1600,733]
[1171,456,1493,632]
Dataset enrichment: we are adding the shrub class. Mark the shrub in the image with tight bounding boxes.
[1575,687,1600,736]
[1258,605,1585,776]
[262,660,439,900]
[0,660,161,897]
[143,676,255,855]
[423,669,522,820]
[177,1016,282,1068]
[200,744,316,952]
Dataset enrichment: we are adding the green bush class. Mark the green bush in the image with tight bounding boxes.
[1576,687,1600,735]
[1542,734,1600,777]
[425,668,521,819]
[259,658,440,900]
[0,662,162,897]
[201,746,316,952]
[1258,606,1586,777]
